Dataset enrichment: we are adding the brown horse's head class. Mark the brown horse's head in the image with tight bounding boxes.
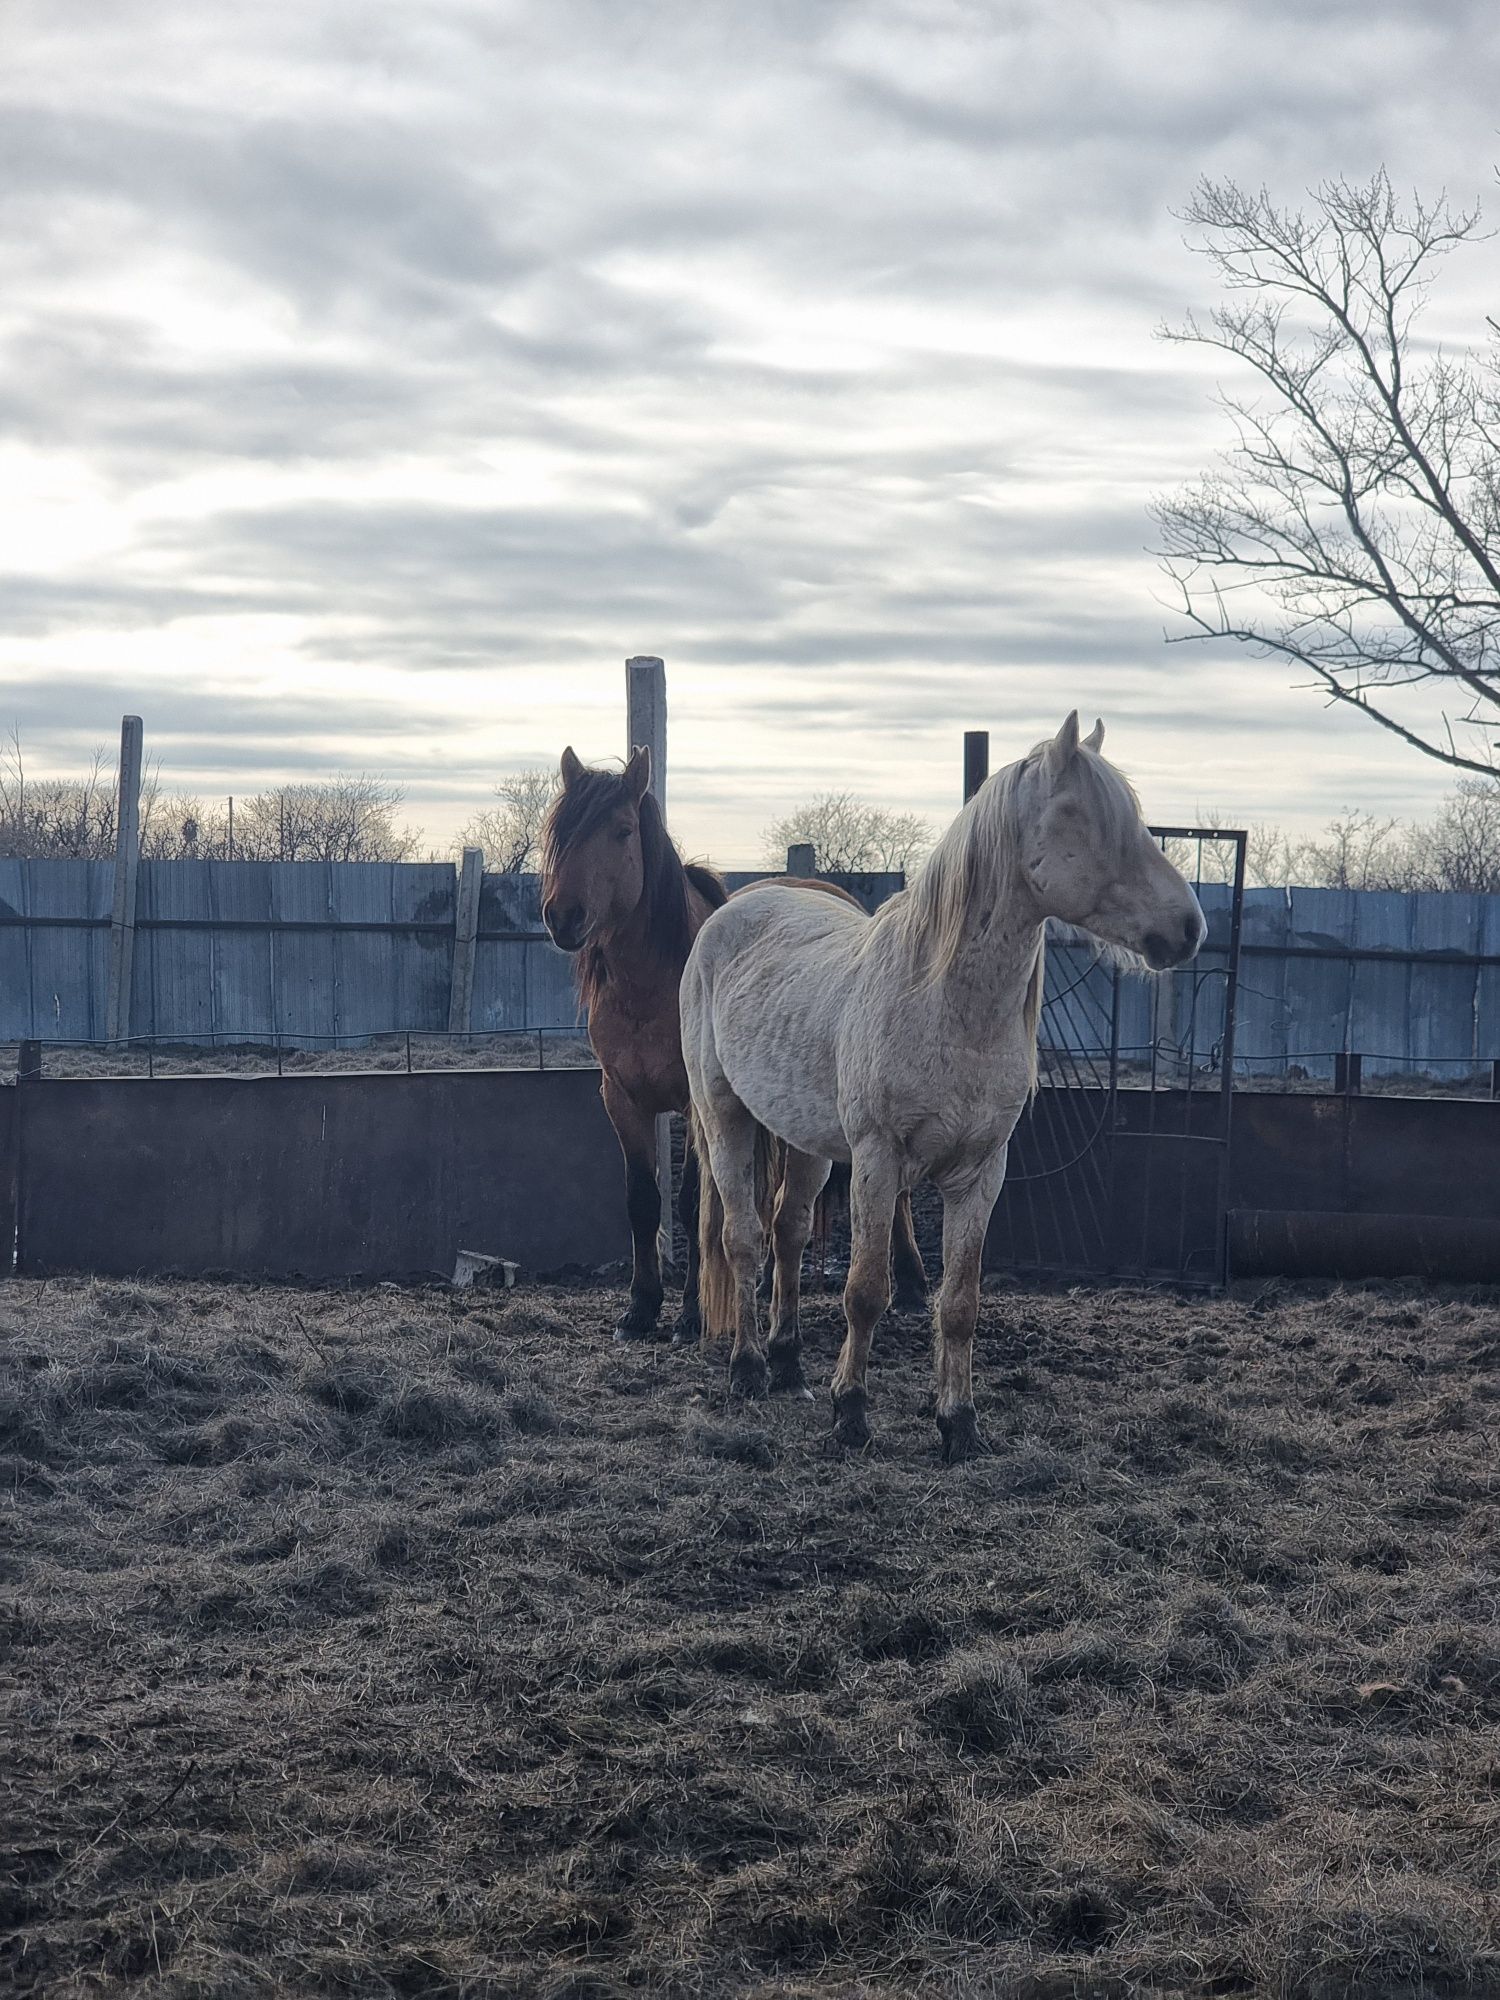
[539,745,656,952]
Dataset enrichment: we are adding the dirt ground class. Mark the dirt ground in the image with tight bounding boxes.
[2,1275,1498,1999]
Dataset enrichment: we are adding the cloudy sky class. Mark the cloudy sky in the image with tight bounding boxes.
[3,0,1496,863]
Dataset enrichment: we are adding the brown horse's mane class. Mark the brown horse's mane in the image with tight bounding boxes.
[540,766,727,1015]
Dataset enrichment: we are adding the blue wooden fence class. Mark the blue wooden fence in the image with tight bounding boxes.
[2,857,1498,1078]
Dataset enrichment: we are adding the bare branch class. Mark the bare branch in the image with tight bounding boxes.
[1155,171,1500,775]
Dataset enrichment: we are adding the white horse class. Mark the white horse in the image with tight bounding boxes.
[681,713,1206,1463]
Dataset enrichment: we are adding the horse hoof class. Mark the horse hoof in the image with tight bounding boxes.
[613,1307,661,1342]
[892,1285,930,1316]
[937,1406,991,1465]
[831,1387,871,1450]
[768,1357,809,1396]
[669,1308,701,1348]
[729,1354,769,1401]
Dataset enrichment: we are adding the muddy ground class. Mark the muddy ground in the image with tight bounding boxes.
[2,1275,1498,1999]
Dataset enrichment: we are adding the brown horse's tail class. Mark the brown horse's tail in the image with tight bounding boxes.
[693,1107,777,1343]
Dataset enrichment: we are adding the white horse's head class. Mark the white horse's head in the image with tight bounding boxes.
[1019,714,1205,970]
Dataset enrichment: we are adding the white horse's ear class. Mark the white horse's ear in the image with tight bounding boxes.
[560,746,584,788]
[1083,718,1105,754]
[1044,711,1081,782]
[624,744,651,801]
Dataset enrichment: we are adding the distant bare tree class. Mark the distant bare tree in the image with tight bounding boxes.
[0,737,421,864]
[1154,171,1500,777]
[1161,808,1290,887]
[1402,780,1500,891]
[225,777,419,863]
[456,768,559,872]
[0,730,186,859]
[761,792,931,873]
[1286,809,1413,890]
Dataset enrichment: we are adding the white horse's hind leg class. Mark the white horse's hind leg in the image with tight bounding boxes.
[767,1147,831,1397]
[931,1149,1010,1464]
[830,1146,901,1448]
[700,1097,771,1399]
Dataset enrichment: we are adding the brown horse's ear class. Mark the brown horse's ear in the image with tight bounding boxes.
[1044,711,1081,783]
[624,744,650,802]
[1083,718,1105,754]
[560,746,584,788]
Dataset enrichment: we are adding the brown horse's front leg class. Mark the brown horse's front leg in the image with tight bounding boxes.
[890,1190,930,1314]
[602,1079,665,1341]
[670,1141,702,1347]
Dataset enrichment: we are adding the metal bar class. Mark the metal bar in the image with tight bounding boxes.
[963,730,990,804]
[0,917,465,934]
[1213,831,1247,1287]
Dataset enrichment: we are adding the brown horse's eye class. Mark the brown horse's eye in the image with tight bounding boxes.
[616,826,632,843]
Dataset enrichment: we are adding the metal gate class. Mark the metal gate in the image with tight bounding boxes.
[986,827,1247,1288]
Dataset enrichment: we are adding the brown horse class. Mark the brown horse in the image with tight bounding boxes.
[539,745,928,1343]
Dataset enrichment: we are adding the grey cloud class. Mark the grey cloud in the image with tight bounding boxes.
[1,0,1490,848]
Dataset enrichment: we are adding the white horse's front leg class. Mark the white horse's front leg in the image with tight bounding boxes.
[830,1146,902,1449]
[932,1145,1009,1464]
[768,1146,831,1397]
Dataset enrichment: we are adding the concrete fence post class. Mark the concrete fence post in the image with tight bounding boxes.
[105,715,143,1048]
[626,656,675,1267]
[448,845,484,1035]
[786,842,815,877]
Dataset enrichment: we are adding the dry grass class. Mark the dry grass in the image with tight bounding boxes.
[2,1275,1499,1998]
[0,1035,597,1083]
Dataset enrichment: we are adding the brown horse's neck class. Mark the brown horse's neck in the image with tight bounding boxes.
[578,823,725,1012]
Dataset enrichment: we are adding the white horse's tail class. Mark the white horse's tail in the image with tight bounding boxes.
[693,1107,777,1343]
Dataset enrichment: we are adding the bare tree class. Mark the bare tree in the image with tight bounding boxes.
[1286,809,1413,890]
[1402,780,1500,891]
[226,777,420,862]
[0,730,185,859]
[456,768,558,872]
[1161,809,1292,887]
[1154,172,1500,776]
[761,792,931,873]
[0,737,421,864]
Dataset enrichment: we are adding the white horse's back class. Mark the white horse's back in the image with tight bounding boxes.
[682,884,865,1162]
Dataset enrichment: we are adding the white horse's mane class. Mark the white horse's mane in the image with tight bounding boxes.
[868,742,1145,1054]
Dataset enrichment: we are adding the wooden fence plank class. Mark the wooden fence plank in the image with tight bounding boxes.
[270,860,335,1049]
[1409,892,1481,1076]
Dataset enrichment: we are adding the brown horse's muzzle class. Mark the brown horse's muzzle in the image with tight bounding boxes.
[542,899,587,953]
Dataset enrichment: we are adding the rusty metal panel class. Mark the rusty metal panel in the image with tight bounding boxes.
[1346,1096,1500,1220]
[15,1068,628,1281]
[1228,1091,1351,1214]
[1230,1208,1500,1282]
